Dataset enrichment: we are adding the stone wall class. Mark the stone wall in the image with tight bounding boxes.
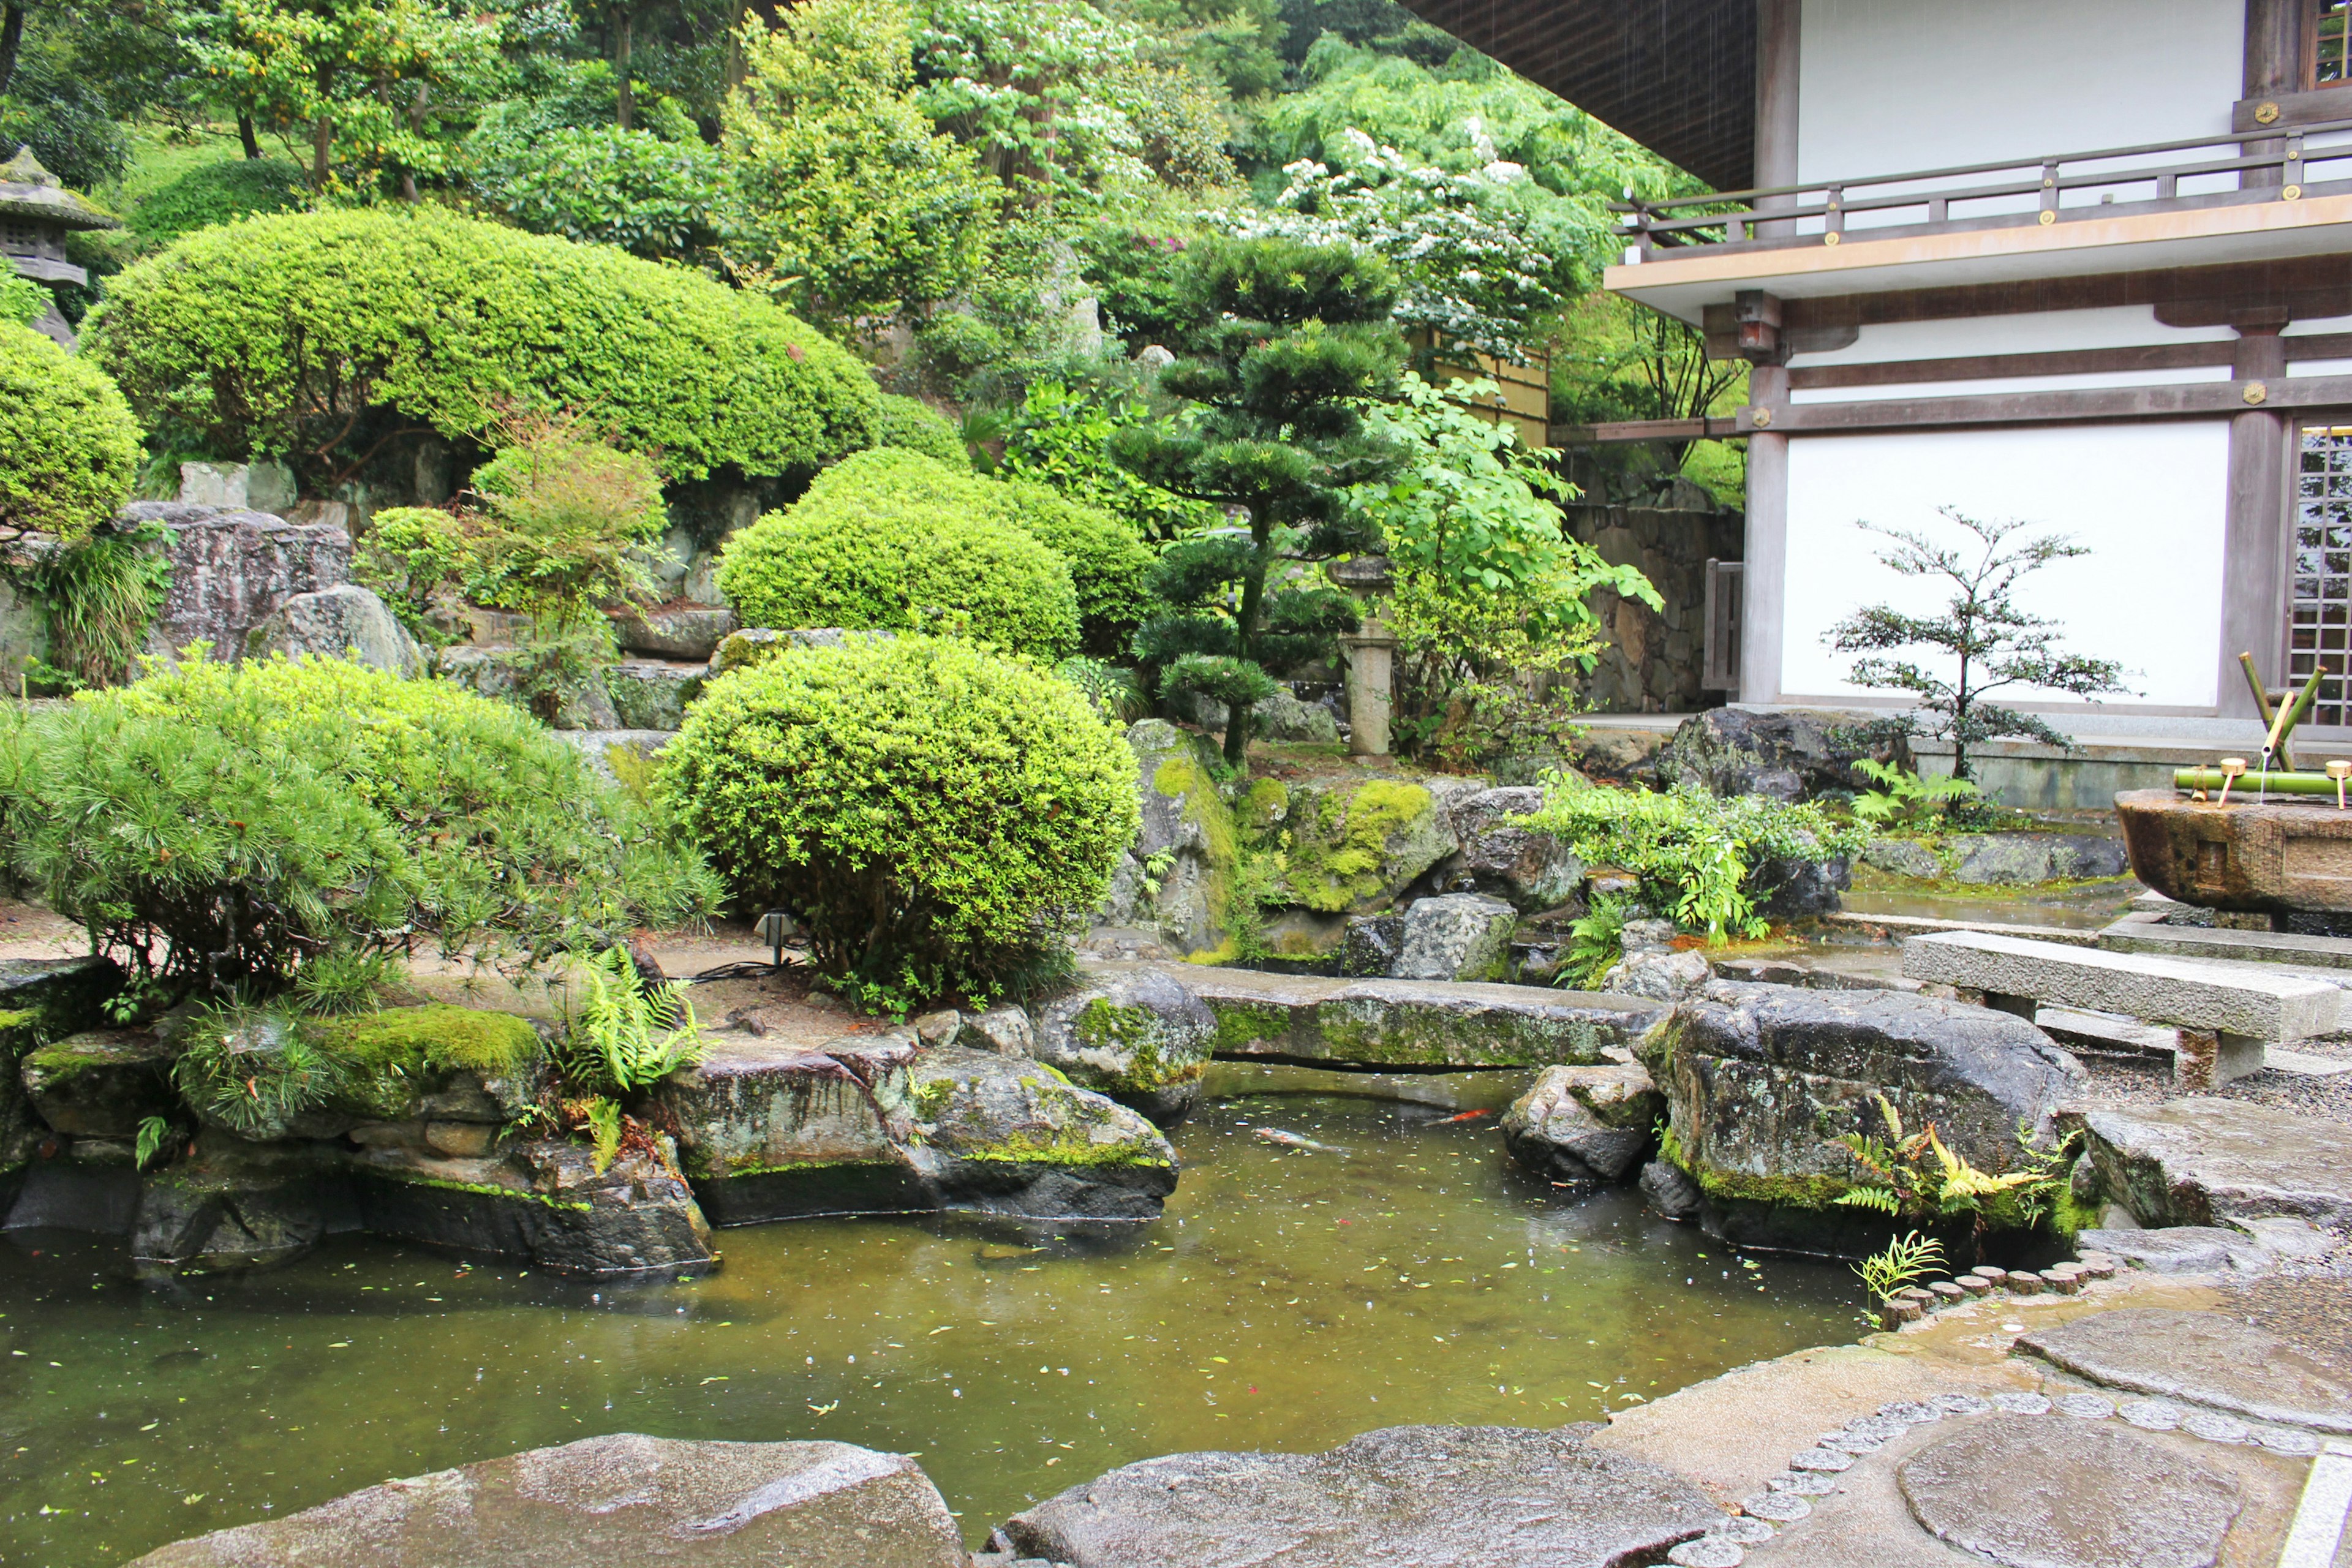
[1563,500,1741,715]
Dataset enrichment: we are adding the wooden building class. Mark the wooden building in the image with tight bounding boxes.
[1404,0,2352,790]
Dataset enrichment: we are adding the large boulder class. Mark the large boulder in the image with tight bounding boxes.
[709,625,892,677]
[1436,786,1585,912]
[437,644,620,729]
[20,1028,176,1137]
[614,603,737,660]
[1657,707,1895,801]
[350,1136,717,1279]
[1277,777,1461,913]
[1392,892,1517,982]
[992,1425,1724,1568]
[126,1434,967,1568]
[1099,720,1238,959]
[0,957,127,1207]
[124,502,352,662]
[242,584,424,677]
[1502,1063,1662,1185]
[901,1046,1178,1220]
[1183,963,1657,1069]
[657,1033,927,1225]
[131,1136,355,1274]
[1637,981,2085,1254]
[1030,969,1216,1126]
[605,658,707,730]
[1176,687,1341,744]
[1947,832,2131,885]
[2071,1097,2352,1230]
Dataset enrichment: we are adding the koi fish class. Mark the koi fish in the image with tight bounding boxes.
[1438,1109,1494,1125]
[1255,1128,1348,1155]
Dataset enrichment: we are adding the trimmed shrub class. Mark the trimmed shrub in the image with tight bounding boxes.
[875,392,970,469]
[663,635,1140,1011]
[129,158,308,247]
[715,450,1083,660]
[0,275,45,326]
[0,323,141,541]
[720,447,1150,655]
[81,207,878,482]
[0,656,719,995]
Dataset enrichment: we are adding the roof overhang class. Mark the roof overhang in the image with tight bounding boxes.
[1390,0,1754,189]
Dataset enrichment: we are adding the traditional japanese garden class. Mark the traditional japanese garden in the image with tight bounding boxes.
[4,2,2352,1566]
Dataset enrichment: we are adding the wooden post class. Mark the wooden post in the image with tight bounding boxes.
[2244,0,2302,189]
[1752,0,1801,237]
[2221,325,2291,719]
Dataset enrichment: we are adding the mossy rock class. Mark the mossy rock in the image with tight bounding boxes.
[1281,778,1453,913]
[20,1027,176,1139]
[1031,970,1216,1126]
[311,1006,545,1123]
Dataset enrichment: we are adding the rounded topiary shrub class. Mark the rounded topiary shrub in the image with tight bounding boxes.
[718,447,1150,656]
[664,635,1142,1011]
[715,450,1083,660]
[0,323,141,541]
[875,392,970,469]
[82,207,878,483]
[0,655,720,993]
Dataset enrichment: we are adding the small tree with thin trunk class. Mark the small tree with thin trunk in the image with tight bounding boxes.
[1110,235,1407,766]
[1826,508,2133,782]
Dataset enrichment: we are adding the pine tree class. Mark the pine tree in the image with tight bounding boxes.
[1112,235,1407,765]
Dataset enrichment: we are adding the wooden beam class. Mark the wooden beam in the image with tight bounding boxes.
[2233,83,2352,130]
[1739,374,2352,434]
[1787,333,2352,390]
[1550,417,1740,445]
[1777,252,2352,334]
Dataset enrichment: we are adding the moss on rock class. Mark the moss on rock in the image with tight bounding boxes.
[1281,780,1446,913]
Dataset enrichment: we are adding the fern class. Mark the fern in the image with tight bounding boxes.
[1559,895,1627,990]
[585,1096,623,1174]
[555,946,706,1096]
[1855,1230,1945,1303]
[134,1115,171,1170]
[1834,1185,1901,1214]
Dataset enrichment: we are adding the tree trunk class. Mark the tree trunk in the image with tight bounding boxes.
[0,5,23,99]
[238,113,262,159]
[616,8,635,131]
[1224,518,1271,766]
[312,115,333,186]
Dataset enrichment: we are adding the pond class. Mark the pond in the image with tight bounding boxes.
[0,1073,1864,1564]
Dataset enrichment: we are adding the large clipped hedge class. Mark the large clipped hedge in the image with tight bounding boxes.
[874,392,970,469]
[663,635,1140,1011]
[0,323,142,541]
[0,656,720,991]
[82,208,880,481]
[718,448,1150,657]
[715,449,1084,660]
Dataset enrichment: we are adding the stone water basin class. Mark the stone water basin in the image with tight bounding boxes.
[0,1079,1861,1566]
[2117,786,2352,915]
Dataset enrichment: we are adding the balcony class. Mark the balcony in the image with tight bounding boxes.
[1605,119,2352,322]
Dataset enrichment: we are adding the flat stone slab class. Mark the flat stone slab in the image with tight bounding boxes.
[1118,960,1660,1070]
[2074,1226,2278,1274]
[127,1433,966,1567]
[1901,930,2343,1039]
[2018,1308,2352,1434]
[2076,1096,2352,1228]
[2099,916,2352,974]
[1896,1417,2241,1568]
[993,1425,1723,1567]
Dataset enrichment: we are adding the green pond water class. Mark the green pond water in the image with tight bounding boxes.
[0,1074,1865,1564]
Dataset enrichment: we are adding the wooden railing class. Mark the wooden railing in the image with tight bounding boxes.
[1615,118,2352,255]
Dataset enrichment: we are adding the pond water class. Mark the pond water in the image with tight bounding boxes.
[0,1076,1864,1564]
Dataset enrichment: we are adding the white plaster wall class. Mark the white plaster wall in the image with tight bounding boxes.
[1792,368,2230,404]
[1791,309,2237,368]
[1797,0,2243,195]
[1779,423,2230,710]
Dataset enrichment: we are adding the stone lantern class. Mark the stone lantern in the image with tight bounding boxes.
[1328,554,1396,757]
[0,147,120,349]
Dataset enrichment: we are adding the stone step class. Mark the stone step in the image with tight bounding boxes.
[2098,915,2352,973]
[1901,930,2344,1042]
[2072,1096,2352,1229]
[1101,960,1660,1069]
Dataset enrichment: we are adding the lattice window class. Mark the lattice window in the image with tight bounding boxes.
[2292,426,2352,726]
[2320,0,2351,85]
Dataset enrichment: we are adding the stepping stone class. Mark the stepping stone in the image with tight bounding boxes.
[1847,1415,1912,1442]
[991,1426,1725,1568]
[1994,1392,2053,1415]
[2256,1427,2320,1454]
[1969,1265,2009,1283]
[2079,1098,2352,1229]
[2053,1394,2114,1419]
[1665,1540,1742,1567]
[2019,1308,2352,1434]
[1714,1518,1776,1545]
[2117,1398,2182,1430]
[1898,1417,2242,1568]
[1879,1401,1942,1425]
[2076,1226,2274,1275]
[2179,1411,2249,1444]
[1822,1430,1882,1454]
[1768,1471,1839,1496]
[1931,1393,1992,1415]
[1741,1493,1811,1523]
[1929,1281,1967,1302]
[1958,1275,1994,1295]
[1788,1447,1852,1472]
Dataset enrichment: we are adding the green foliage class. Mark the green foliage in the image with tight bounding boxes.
[0,26,132,190]
[469,124,724,261]
[1057,656,1150,723]
[663,635,1141,1014]
[1855,1231,1945,1306]
[723,0,998,331]
[17,521,175,690]
[82,208,878,486]
[586,1095,624,1174]
[1114,235,1407,764]
[134,1114,171,1170]
[3,656,718,992]
[462,417,670,633]
[1352,374,1655,769]
[1827,510,2136,783]
[1517,776,1864,941]
[554,948,706,1097]
[0,276,47,327]
[287,949,395,1019]
[1549,291,1745,506]
[353,507,470,648]
[1559,894,1626,990]
[1831,1095,2064,1232]
[0,323,142,543]
[309,1003,541,1080]
[1076,223,1203,351]
[1852,758,1981,832]
[173,1006,347,1140]
[875,394,971,470]
[715,448,1087,660]
[127,159,309,247]
[1000,379,1217,543]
